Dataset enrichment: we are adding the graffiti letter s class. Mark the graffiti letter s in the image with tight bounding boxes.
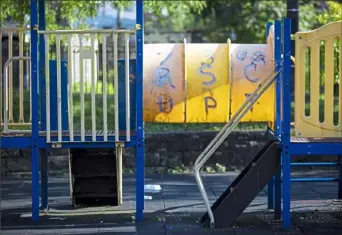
[199,56,216,86]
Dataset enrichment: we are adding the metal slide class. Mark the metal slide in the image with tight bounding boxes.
[200,140,280,227]
[194,69,280,228]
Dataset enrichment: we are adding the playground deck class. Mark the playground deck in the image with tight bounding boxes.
[0,130,136,137]
[1,171,341,235]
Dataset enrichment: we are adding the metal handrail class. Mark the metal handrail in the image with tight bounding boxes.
[1,26,29,32]
[194,69,280,228]
[38,29,135,35]
[3,56,31,133]
[194,69,278,168]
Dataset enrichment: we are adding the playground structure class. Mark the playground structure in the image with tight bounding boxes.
[0,0,342,230]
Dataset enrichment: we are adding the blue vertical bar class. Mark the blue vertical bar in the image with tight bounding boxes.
[266,22,273,38]
[274,20,282,220]
[338,155,342,199]
[266,21,274,210]
[135,0,145,221]
[274,168,281,219]
[282,18,292,229]
[39,1,46,128]
[30,0,40,221]
[38,0,48,212]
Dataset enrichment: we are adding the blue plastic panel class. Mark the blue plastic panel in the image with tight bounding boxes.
[49,60,69,131]
[290,142,342,156]
[118,59,136,132]
[48,59,136,134]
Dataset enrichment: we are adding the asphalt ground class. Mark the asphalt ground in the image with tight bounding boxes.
[1,170,341,235]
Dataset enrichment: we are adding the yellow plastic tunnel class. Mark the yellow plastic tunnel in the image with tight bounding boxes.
[143,36,275,123]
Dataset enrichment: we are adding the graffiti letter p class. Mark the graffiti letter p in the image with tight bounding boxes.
[204,96,217,114]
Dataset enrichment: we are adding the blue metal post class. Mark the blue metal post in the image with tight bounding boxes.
[274,167,281,219]
[30,0,40,221]
[135,0,145,221]
[274,20,282,220]
[38,0,48,212]
[338,156,342,199]
[266,21,274,210]
[281,18,292,229]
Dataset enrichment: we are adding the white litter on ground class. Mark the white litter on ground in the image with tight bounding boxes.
[144,195,153,200]
[144,184,162,193]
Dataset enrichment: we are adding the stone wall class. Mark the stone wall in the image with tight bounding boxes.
[123,131,268,171]
[1,148,69,175]
[1,130,339,175]
[1,131,268,174]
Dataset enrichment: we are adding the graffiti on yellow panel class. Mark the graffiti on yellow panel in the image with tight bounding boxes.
[229,44,275,122]
[143,44,185,122]
[186,44,229,122]
[143,42,275,123]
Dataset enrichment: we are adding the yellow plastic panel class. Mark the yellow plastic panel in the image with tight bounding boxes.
[143,44,185,122]
[185,44,229,122]
[229,43,275,122]
[295,21,342,137]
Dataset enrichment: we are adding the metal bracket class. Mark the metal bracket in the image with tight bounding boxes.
[52,143,62,148]
[115,142,125,148]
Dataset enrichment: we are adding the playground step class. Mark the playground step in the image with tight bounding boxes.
[72,173,117,178]
[200,140,281,228]
[70,148,119,207]
[70,149,117,175]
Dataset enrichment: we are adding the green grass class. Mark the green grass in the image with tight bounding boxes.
[144,122,266,133]
[72,80,116,95]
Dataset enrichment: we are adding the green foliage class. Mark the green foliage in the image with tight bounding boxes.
[146,1,288,43]
[317,1,342,25]
[1,0,101,28]
[145,1,206,32]
[0,0,30,25]
[145,0,340,44]
[298,1,322,31]
[0,0,206,31]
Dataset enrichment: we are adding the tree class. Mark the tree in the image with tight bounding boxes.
[0,0,206,30]
[317,1,342,25]
[144,0,339,44]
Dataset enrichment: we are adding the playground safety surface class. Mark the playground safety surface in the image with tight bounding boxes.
[1,170,342,235]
